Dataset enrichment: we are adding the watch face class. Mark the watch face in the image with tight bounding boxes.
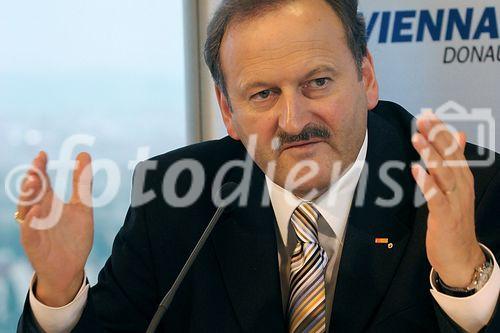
[475,261,494,290]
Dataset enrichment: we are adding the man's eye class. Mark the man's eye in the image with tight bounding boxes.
[252,90,273,101]
[308,78,330,88]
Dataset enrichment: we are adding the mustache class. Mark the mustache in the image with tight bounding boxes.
[276,124,331,148]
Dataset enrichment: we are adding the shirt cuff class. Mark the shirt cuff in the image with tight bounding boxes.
[429,244,500,333]
[29,273,89,333]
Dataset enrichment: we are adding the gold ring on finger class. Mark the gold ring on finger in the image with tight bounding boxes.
[444,184,457,195]
[14,211,25,224]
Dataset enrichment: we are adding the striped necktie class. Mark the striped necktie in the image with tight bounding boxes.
[288,202,328,333]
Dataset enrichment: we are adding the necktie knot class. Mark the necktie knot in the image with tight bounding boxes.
[291,202,320,244]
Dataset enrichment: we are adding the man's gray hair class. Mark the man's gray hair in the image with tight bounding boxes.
[203,0,368,98]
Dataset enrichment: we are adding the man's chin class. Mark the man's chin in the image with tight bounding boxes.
[272,172,332,200]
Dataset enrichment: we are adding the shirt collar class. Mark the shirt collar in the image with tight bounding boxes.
[265,131,368,247]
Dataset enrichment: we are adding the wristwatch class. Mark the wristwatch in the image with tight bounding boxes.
[436,255,494,297]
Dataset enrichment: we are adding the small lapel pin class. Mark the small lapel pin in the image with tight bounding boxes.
[375,238,389,244]
[375,238,394,249]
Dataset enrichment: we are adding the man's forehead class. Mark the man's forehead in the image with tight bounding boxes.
[219,1,347,88]
[220,1,347,78]
[236,58,339,93]
[234,39,335,68]
[221,4,344,54]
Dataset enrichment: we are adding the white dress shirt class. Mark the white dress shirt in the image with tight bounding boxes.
[30,131,500,333]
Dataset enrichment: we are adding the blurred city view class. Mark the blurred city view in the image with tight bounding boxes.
[0,1,186,331]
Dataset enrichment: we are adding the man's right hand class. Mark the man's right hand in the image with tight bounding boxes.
[17,151,94,307]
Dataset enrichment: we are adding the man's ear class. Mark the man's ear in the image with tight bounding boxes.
[361,50,379,111]
[215,85,240,140]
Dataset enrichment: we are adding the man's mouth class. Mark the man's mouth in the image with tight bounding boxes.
[280,138,324,151]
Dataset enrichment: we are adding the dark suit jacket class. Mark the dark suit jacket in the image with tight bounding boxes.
[19,101,500,332]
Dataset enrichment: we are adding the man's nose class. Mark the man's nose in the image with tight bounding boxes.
[277,92,312,135]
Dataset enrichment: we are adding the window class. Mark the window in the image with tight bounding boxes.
[0,1,186,330]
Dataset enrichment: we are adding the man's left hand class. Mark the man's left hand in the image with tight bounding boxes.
[411,111,485,288]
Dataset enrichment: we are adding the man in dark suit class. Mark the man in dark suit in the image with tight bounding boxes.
[16,0,499,332]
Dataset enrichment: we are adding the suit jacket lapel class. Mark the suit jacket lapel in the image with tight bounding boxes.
[211,164,285,332]
[331,112,417,332]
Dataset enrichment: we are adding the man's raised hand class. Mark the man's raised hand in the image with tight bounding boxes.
[411,113,485,289]
[17,151,95,307]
